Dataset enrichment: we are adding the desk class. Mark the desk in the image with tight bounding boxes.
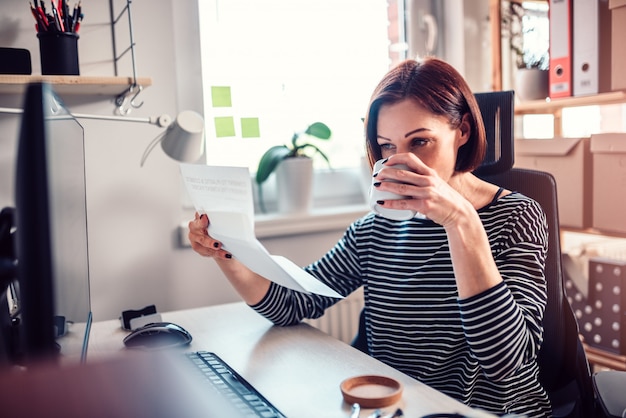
[92,302,491,417]
[2,302,493,418]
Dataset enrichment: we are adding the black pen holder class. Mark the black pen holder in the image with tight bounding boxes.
[37,32,80,76]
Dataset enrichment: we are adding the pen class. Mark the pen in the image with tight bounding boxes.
[29,2,41,32]
[58,0,67,32]
[59,0,65,30]
[37,5,50,28]
[70,2,78,32]
[50,0,64,32]
[30,2,48,32]
[74,12,83,34]
[62,0,71,34]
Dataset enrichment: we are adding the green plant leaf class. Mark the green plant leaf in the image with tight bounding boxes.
[305,122,331,140]
[255,145,291,185]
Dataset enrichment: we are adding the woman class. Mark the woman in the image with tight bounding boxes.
[188,57,551,417]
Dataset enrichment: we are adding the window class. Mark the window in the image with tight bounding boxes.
[198,0,393,172]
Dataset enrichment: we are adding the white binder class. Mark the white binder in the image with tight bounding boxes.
[572,0,612,96]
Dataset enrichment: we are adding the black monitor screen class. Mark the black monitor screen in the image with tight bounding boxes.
[14,82,91,365]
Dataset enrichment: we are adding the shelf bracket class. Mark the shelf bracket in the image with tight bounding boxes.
[115,83,144,115]
[109,0,143,114]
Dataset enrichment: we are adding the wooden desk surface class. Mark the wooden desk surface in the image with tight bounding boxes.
[2,302,494,418]
[90,302,492,417]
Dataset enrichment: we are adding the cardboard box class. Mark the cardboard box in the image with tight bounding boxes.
[565,255,626,355]
[610,0,626,91]
[591,133,626,234]
[587,258,625,354]
[514,137,591,228]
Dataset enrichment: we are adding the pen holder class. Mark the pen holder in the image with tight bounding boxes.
[37,32,80,76]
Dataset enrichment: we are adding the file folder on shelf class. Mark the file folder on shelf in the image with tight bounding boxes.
[572,0,612,96]
[549,0,572,98]
[610,0,626,91]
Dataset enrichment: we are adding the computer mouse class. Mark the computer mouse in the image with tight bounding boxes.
[123,321,193,349]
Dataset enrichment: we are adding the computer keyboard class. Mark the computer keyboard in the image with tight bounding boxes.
[185,351,286,418]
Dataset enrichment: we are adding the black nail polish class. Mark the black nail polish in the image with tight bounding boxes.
[373,182,381,187]
[381,158,388,164]
[372,172,378,178]
[377,200,385,205]
[225,253,232,259]
[213,242,219,248]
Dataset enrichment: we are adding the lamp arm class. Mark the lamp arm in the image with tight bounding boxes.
[71,113,172,127]
[1,106,203,165]
[0,107,22,115]
[0,107,172,128]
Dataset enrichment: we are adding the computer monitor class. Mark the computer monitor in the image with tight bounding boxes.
[12,82,92,366]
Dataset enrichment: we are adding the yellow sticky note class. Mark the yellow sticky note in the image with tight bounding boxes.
[240,118,260,138]
[214,116,236,137]
[211,86,232,107]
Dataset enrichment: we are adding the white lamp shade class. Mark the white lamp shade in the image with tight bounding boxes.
[160,110,205,162]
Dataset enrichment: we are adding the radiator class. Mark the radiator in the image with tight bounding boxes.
[305,288,364,344]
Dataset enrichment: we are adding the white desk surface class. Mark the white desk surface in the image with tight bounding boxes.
[83,301,493,418]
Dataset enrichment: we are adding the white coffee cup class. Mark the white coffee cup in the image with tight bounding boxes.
[369,159,425,221]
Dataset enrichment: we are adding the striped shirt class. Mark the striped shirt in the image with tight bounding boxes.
[252,192,552,417]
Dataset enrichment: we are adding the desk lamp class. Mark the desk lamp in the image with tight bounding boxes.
[0,106,205,166]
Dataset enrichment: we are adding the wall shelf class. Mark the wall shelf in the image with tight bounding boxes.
[0,75,152,97]
[584,344,626,372]
[515,90,626,115]
[514,90,626,137]
[562,227,626,240]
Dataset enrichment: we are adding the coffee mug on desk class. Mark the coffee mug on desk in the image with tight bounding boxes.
[369,159,426,221]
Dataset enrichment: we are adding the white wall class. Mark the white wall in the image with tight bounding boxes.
[0,0,352,321]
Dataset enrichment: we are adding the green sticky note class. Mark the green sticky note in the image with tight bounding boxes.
[240,117,260,138]
[214,116,236,137]
[211,86,232,107]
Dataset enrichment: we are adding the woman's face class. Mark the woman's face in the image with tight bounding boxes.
[376,99,469,181]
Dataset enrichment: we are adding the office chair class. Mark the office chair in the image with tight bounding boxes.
[351,91,596,417]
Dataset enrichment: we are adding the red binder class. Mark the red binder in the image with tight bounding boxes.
[549,0,573,98]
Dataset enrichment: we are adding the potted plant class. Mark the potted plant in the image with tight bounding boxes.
[255,122,332,213]
[503,1,549,101]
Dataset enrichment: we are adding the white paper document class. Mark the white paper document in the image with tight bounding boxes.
[179,163,343,299]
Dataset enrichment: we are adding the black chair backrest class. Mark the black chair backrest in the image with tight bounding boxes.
[475,91,593,416]
[473,91,515,176]
[478,168,593,417]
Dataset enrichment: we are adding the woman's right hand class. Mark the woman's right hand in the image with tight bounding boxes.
[188,212,232,260]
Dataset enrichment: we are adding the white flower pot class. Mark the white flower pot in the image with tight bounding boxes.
[275,157,313,214]
[515,68,549,101]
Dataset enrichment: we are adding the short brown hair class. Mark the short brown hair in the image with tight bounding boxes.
[364,57,486,173]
